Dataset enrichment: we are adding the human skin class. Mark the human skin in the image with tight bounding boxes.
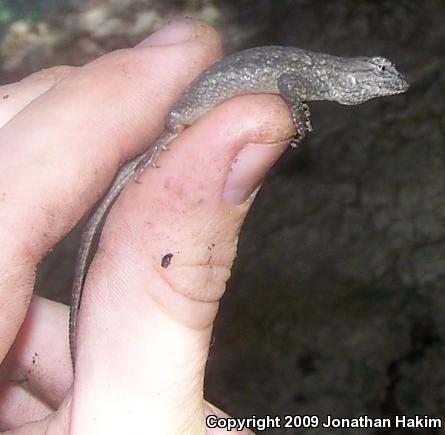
[0,20,293,434]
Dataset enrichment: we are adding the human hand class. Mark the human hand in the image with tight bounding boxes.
[0,20,293,434]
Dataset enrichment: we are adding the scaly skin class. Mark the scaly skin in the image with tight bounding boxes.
[70,45,408,369]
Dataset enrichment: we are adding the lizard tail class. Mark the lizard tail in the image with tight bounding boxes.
[69,130,177,369]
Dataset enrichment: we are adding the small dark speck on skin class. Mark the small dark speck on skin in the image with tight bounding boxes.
[161,253,173,268]
[2,94,9,99]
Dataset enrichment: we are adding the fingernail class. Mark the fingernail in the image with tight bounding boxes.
[223,141,289,205]
[136,18,194,47]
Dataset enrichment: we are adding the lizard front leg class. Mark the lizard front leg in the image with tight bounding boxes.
[277,73,313,147]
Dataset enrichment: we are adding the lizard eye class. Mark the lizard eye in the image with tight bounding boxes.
[370,56,393,72]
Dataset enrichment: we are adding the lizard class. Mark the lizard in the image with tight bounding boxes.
[69,45,409,368]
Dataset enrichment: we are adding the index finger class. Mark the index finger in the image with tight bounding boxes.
[0,20,223,365]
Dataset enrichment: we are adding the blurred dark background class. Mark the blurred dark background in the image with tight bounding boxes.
[1,1,443,434]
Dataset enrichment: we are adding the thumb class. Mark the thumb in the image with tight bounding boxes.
[75,91,293,433]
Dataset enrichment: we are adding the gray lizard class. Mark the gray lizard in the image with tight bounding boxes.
[69,46,409,368]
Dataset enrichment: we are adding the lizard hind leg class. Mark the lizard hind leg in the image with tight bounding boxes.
[133,130,178,181]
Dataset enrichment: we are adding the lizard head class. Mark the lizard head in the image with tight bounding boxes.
[332,56,409,105]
